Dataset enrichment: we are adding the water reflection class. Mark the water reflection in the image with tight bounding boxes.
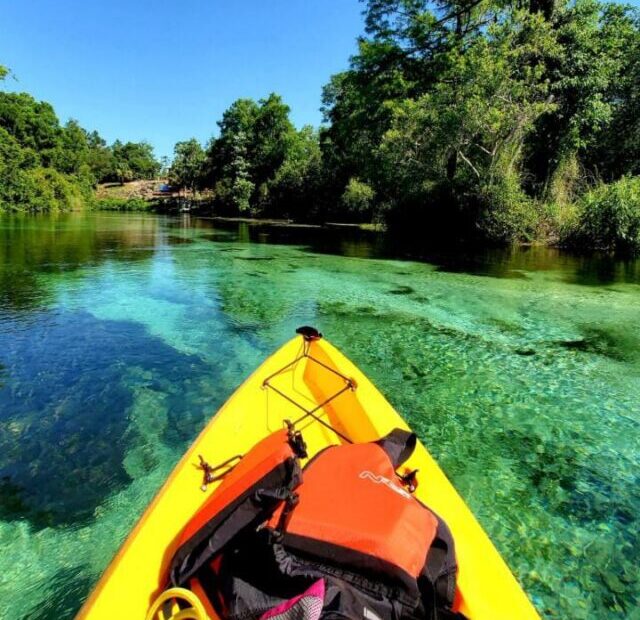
[176,218,640,286]
[0,213,162,312]
[0,213,638,620]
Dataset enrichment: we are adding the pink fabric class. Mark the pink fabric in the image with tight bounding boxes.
[260,579,325,620]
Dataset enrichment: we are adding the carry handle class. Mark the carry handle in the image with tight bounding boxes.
[146,587,209,620]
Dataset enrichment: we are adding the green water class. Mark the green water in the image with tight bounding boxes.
[0,212,638,619]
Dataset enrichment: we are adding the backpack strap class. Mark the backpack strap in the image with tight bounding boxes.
[375,428,417,468]
[170,457,302,587]
[420,517,468,620]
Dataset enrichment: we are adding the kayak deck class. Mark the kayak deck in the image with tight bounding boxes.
[77,335,539,619]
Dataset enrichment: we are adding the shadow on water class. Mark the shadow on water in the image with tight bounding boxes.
[173,217,387,259]
[0,309,209,530]
[174,217,640,286]
[555,324,640,363]
[565,254,640,286]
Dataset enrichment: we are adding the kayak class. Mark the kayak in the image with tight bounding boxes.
[77,329,539,619]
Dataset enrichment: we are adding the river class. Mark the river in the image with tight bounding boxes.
[0,212,638,619]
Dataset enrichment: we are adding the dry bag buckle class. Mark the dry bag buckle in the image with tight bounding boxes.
[399,469,419,493]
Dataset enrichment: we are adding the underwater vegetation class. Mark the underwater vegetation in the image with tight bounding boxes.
[0,213,638,619]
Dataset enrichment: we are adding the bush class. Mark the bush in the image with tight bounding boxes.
[13,168,84,212]
[0,127,89,213]
[566,177,640,252]
[93,197,153,211]
[547,153,582,207]
[341,178,375,217]
[477,175,539,243]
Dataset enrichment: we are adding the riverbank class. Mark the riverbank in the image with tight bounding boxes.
[199,215,384,232]
[94,180,174,211]
[91,178,640,254]
[93,183,385,230]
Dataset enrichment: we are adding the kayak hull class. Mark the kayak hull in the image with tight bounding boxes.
[77,335,539,619]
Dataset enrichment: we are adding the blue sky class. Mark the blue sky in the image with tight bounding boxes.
[0,1,364,159]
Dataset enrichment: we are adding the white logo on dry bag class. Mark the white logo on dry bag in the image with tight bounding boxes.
[359,471,412,499]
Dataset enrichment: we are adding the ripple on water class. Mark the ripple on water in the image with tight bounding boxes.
[0,213,638,619]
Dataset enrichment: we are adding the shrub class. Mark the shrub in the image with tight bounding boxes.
[232,177,255,214]
[547,153,582,206]
[15,168,84,212]
[477,174,539,243]
[567,177,640,252]
[94,197,152,211]
[341,178,375,216]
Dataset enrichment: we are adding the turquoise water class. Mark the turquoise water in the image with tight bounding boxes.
[0,212,638,619]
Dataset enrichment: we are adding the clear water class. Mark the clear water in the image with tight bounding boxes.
[0,212,638,619]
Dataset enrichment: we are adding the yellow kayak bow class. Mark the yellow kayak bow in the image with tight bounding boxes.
[77,331,539,620]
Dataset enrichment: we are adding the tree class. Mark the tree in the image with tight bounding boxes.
[202,94,298,215]
[577,4,640,181]
[0,92,61,166]
[526,0,640,201]
[269,126,323,219]
[169,139,206,194]
[159,156,171,177]
[341,178,375,218]
[85,130,115,183]
[251,94,295,188]
[0,62,163,212]
[0,85,91,212]
[52,119,89,174]
[111,140,160,181]
[317,0,640,243]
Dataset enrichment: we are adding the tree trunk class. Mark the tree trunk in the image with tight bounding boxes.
[446,150,458,181]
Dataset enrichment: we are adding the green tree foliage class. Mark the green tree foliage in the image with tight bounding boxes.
[0,91,92,211]
[84,131,115,183]
[341,178,376,218]
[586,7,640,181]
[530,0,639,201]
[110,140,160,183]
[0,93,62,167]
[169,139,206,194]
[158,0,638,250]
[201,94,322,217]
[227,131,255,213]
[205,99,259,213]
[319,0,640,245]
[252,94,295,189]
[564,176,640,252]
[269,126,323,219]
[0,69,161,212]
[375,10,557,239]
